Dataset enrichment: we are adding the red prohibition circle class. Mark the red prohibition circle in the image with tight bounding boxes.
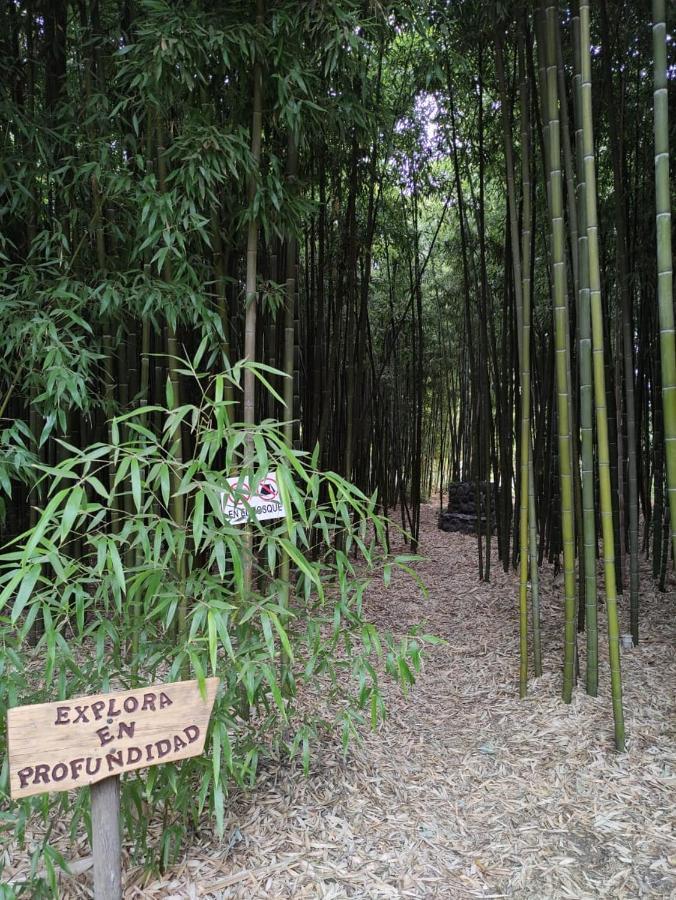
[228,481,250,507]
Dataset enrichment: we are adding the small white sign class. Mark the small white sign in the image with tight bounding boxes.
[221,471,285,526]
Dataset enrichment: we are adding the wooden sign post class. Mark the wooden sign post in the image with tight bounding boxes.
[7,678,219,898]
[91,773,122,900]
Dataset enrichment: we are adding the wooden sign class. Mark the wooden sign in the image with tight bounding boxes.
[221,470,286,525]
[7,678,219,799]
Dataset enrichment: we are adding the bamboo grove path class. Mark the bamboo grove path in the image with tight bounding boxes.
[25,504,676,898]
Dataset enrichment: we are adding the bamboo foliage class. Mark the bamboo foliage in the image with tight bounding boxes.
[3,3,672,834]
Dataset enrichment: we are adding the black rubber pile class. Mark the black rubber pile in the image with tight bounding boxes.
[438,481,496,534]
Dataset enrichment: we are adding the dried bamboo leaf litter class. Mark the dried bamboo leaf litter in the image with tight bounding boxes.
[4,502,675,898]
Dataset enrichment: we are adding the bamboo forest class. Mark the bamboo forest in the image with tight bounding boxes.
[0,0,674,896]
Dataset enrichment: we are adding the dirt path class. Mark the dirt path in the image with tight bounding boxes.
[128,504,674,899]
[12,504,676,898]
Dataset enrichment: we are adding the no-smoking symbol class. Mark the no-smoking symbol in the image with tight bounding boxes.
[257,479,278,501]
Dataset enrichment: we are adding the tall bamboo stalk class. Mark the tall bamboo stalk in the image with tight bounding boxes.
[580,0,625,750]
[477,43,493,581]
[652,0,676,564]
[211,209,234,408]
[278,130,297,687]
[283,133,298,447]
[517,53,534,697]
[544,0,577,703]
[157,120,188,662]
[554,13,584,642]
[523,99,542,680]
[598,0,640,642]
[496,27,541,691]
[242,0,264,594]
[572,7,598,695]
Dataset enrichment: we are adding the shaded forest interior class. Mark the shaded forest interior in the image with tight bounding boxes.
[0,0,675,885]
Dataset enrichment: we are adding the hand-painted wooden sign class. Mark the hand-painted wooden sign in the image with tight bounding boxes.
[7,678,219,799]
[221,470,286,525]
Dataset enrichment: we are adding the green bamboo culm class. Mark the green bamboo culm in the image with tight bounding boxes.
[282,133,298,450]
[652,0,676,564]
[521,44,542,680]
[131,114,154,679]
[242,0,265,597]
[131,316,152,679]
[495,28,529,695]
[544,0,577,704]
[579,0,625,751]
[278,130,298,691]
[572,8,598,696]
[157,120,188,669]
[517,34,539,694]
[527,443,542,678]
[211,209,234,409]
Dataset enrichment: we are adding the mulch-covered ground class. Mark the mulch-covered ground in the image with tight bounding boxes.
[5,502,675,898]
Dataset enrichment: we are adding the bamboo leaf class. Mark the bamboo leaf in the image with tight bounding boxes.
[0,571,23,614]
[208,609,218,674]
[11,566,40,623]
[130,458,142,511]
[268,610,294,663]
[159,464,171,508]
[213,782,225,838]
[23,488,70,557]
[60,486,83,542]
[193,490,205,550]
[260,611,275,657]
[107,540,126,594]
[211,728,221,789]
[263,664,287,722]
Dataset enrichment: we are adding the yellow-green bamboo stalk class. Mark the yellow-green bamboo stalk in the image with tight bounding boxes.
[652,0,676,564]
[544,0,577,703]
[573,6,598,696]
[580,0,625,750]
